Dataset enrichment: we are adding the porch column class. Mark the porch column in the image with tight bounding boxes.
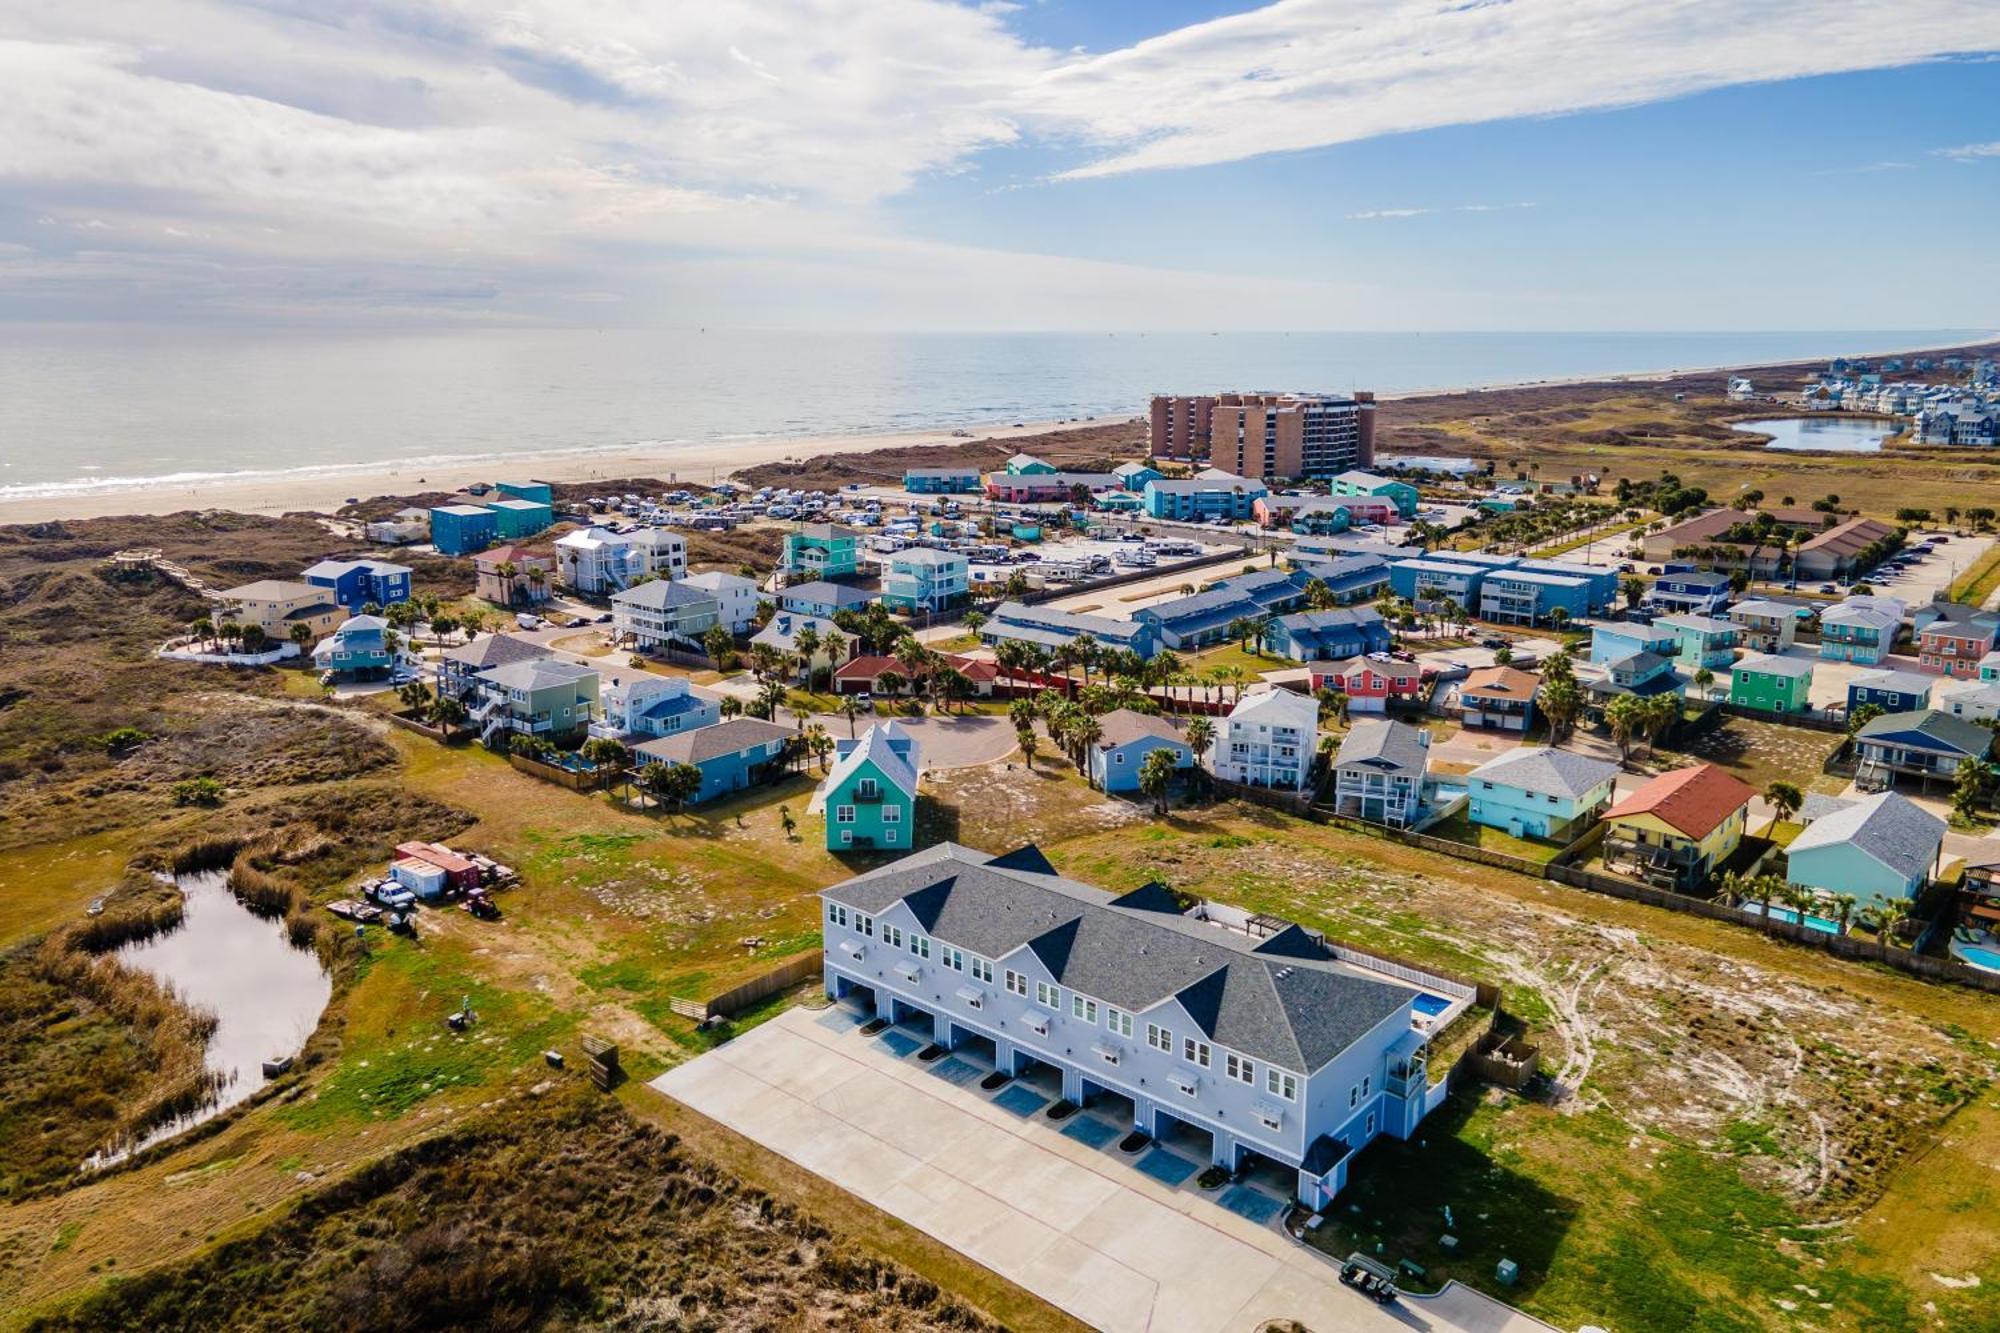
[994,1038,1015,1074]
[1062,1065,1085,1105]
[1132,1097,1156,1135]
[1212,1128,1238,1169]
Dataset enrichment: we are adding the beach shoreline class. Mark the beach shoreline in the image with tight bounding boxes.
[3,332,1991,528]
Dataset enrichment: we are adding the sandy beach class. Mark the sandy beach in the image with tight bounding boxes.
[0,418,1082,527]
[3,332,1990,529]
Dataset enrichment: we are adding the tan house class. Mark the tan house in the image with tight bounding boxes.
[216,579,343,640]
[474,544,554,607]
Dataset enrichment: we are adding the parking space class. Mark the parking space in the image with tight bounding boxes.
[652,1006,1555,1333]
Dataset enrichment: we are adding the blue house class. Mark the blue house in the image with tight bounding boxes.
[1136,588,1264,650]
[632,718,795,804]
[781,580,878,618]
[1585,650,1683,711]
[1819,597,1903,664]
[1142,471,1268,521]
[813,722,922,851]
[1653,613,1739,670]
[1649,570,1733,616]
[301,558,412,612]
[905,467,981,494]
[1847,669,1934,717]
[1391,559,1489,608]
[1786,791,1944,912]
[1088,709,1195,792]
[311,614,396,680]
[1113,462,1164,492]
[430,504,499,556]
[818,842,1448,1207]
[1589,622,1679,667]
[1265,607,1392,661]
[488,497,554,539]
[494,480,554,504]
[594,674,721,741]
[1466,747,1621,842]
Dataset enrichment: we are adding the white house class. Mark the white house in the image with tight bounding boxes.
[682,570,761,633]
[1211,689,1319,790]
[556,526,688,594]
[592,673,722,741]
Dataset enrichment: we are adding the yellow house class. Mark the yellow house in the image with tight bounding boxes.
[1600,762,1756,891]
[214,579,344,641]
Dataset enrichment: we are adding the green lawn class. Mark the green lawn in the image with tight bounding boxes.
[1426,809,1567,863]
[1949,542,2000,608]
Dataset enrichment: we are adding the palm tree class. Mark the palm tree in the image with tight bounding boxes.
[1764,780,1803,824]
[1186,716,1214,768]
[793,626,821,685]
[839,693,862,738]
[703,623,734,668]
[1640,692,1678,756]
[1072,713,1103,782]
[1874,899,1910,959]
[1692,665,1714,701]
[190,615,215,648]
[1138,747,1177,815]
[495,560,518,605]
[1017,722,1039,768]
[1538,674,1584,744]
[963,610,987,635]
[779,804,797,839]
[1604,694,1641,762]
[581,736,627,776]
[429,695,467,738]
[289,621,315,654]
[1831,893,1858,936]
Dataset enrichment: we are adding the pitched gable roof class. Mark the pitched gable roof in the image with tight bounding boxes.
[1468,746,1619,800]
[1605,763,1755,838]
[822,844,1412,1072]
[1788,790,1943,883]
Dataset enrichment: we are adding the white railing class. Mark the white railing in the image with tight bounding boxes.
[1324,944,1477,1002]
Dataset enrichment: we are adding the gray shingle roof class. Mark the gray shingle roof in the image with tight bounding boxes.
[1736,652,1814,679]
[1468,746,1619,800]
[823,844,1413,1073]
[612,578,719,611]
[477,658,598,692]
[1333,719,1428,777]
[1788,791,1944,882]
[1857,708,1993,757]
[443,633,554,672]
[1095,708,1187,750]
[634,717,793,765]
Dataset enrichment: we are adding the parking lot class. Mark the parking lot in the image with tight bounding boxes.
[653,1005,1555,1333]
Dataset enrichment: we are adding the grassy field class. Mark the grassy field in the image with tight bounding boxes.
[1948,541,2000,608]
[1049,808,2000,1332]
[1424,808,1567,862]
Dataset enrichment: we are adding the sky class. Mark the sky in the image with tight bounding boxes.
[2,0,1998,331]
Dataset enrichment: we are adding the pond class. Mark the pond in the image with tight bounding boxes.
[1732,416,1894,453]
[96,869,332,1162]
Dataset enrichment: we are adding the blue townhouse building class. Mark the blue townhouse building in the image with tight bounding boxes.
[819,842,1450,1207]
[980,602,1160,660]
[905,467,982,494]
[1480,570,1593,626]
[1847,669,1934,717]
[1514,558,1618,614]
[1295,554,1392,606]
[300,558,412,612]
[1649,570,1734,616]
[1264,607,1392,661]
[1142,472,1269,522]
[1390,558,1489,609]
[1136,587,1266,650]
[493,480,553,504]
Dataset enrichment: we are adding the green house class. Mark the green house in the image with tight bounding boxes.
[782,523,860,580]
[812,722,920,852]
[1730,653,1814,713]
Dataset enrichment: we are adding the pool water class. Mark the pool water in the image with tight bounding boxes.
[1412,994,1452,1018]
[1953,944,2000,973]
[1743,903,1840,934]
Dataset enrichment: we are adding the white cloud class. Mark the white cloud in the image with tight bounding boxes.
[1935,141,2000,159]
[0,0,1996,323]
[1031,0,2000,179]
[1346,203,1534,220]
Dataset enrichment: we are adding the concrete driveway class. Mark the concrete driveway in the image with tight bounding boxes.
[652,1007,1556,1333]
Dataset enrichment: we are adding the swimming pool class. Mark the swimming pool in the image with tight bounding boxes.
[1412,993,1452,1018]
[1951,943,2000,974]
[1742,903,1840,935]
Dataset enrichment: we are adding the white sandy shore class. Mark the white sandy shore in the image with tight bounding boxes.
[0,418,1082,526]
[4,333,1990,528]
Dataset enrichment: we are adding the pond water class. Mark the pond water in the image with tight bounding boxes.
[99,869,331,1161]
[1732,416,1894,453]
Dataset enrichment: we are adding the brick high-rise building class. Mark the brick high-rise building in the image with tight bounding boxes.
[1150,392,1375,480]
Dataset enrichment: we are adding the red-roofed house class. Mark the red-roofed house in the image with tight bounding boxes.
[1600,764,1755,891]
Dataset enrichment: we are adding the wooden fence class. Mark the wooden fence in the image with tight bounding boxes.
[1720,701,1847,733]
[507,752,609,791]
[671,949,826,1023]
[1317,806,2000,994]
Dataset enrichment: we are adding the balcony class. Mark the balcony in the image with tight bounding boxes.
[853,787,885,803]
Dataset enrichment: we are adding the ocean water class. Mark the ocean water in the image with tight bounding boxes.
[0,326,1981,499]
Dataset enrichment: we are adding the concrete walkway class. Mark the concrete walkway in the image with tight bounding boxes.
[652,1007,1560,1333]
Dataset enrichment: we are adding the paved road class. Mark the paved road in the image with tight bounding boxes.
[654,1008,1561,1333]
